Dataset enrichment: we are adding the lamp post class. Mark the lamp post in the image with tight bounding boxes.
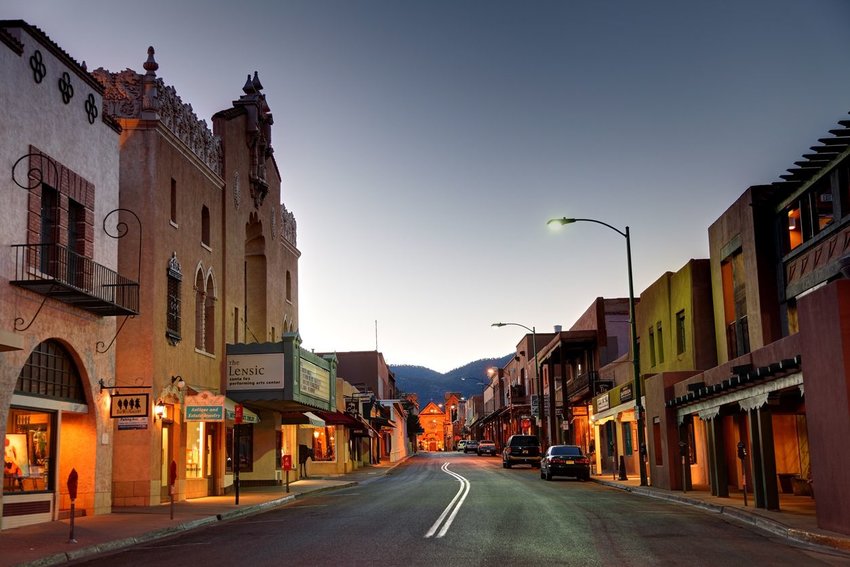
[547,216,648,486]
[491,322,545,447]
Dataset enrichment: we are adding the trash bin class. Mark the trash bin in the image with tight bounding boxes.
[777,473,797,494]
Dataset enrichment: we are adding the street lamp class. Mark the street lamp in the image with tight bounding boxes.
[491,322,545,447]
[547,216,648,486]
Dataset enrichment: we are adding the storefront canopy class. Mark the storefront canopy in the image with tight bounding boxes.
[279,411,325,427]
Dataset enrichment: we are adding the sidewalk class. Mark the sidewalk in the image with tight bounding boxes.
[590,472,850,555]
[0,460,402,567]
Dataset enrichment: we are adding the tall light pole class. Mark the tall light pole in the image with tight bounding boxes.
[547,216,648,486]
[491,322,546,447]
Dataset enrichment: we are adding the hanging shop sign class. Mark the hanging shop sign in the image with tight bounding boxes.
[110,393,149,418]
[185,391,225,422]
[227,352,285,391]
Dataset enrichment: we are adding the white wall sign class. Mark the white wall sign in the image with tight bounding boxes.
[227,353,285,391]
[299,359,330,401]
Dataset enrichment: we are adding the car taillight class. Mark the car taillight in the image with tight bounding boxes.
[550,458,564,464]
[575,457,589,464]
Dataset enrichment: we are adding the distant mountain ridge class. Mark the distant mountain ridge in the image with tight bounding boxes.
[391,354,513,406]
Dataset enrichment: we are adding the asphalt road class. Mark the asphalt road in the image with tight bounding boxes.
[72,452,850,567]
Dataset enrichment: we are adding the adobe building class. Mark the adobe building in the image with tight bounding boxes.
[1,21,137,527]
[663,116,850,534]
[636,259,717,490]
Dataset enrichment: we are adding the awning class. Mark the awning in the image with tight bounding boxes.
[315,410,365,428]
[590,400,634,425]
[279,411,325,427]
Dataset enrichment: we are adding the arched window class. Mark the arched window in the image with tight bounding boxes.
[204,272,216,354]
[195,267,216,354]
[16,340,85,404]
[195,269,205,351]
[201,205,210,247]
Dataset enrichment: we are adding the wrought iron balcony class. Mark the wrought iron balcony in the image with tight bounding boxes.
[11,243,139,316]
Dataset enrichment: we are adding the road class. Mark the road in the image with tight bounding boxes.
[72,452,850,566]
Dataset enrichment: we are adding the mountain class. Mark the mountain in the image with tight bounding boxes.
[391,354,513,406]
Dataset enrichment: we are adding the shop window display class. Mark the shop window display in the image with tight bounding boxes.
[186,421,205,479]
[312,426,335,462]
[4,408,53,493]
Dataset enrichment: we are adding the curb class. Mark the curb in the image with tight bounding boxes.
[590,478,850,554]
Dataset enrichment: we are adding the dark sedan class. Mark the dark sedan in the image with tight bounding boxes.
[540,445,590,481]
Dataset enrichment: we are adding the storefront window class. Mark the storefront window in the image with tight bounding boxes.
[186,422,205,479]
[312,426,335,462]
[4,408,53,493]
[226,425,253,472]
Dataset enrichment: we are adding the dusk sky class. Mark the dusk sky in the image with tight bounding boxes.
[8,1,850,373]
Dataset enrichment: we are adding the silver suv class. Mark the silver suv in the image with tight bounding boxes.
[502,434,541,468]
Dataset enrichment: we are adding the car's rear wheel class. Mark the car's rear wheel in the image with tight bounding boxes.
[504,461,512,469]
[545,471,552,481]
[540,469,546,479]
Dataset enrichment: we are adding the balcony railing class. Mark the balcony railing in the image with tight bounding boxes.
[11,243,139,316]
[567,370,598,401]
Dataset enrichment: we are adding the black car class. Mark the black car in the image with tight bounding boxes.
[540,444,590,481]
[463,440,480,453]
[502,434,541,468]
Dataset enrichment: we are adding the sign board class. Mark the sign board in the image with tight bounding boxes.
[110,393,149,418]
[185,391,225,422]
[299,359,330,401]
[118,417,149,430]
[620,383,634,403]
[227,353,285,391]
[282,454,293,471]
[531,394,539,417]
[234,404,243,424]
[597,393,611,412]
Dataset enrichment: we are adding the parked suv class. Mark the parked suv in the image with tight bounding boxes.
[502,434,541,468]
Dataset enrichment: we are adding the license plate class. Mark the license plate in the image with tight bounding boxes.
[522,450,528,455]
[565,460,574,464]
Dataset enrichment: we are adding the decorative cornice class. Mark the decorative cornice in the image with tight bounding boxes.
[92,47,222,176]
[281,204,297,247]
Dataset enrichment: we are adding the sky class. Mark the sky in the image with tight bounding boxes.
[7,1,850,373]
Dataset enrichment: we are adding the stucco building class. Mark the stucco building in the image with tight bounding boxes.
[1,21,137,528]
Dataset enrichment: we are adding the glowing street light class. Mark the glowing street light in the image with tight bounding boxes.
[547,216,648,486]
